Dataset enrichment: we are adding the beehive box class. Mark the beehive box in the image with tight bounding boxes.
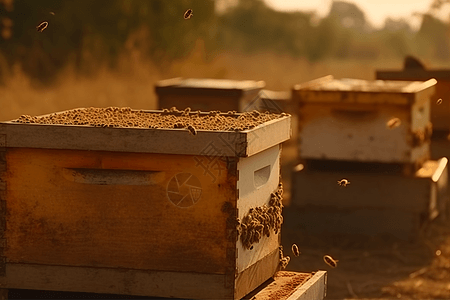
[292,75,437,168]
[290,158,448,239]
[241,89,292,114]
[376,68,450,134]
[243,271,327,300]
[0,107,292,300]
[155,78,265,112]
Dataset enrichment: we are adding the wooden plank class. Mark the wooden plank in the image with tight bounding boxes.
[245,117,291,157]
[287,271,327,300]
[237,145,281,272]
[234,248,280,300]
[0,263,231,299]
[1,114,291,157]
[155,78,265,97]
[297,103,417,164]
[5,148,233,274]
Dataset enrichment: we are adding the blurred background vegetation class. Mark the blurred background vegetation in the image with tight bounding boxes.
[1,0,450,119]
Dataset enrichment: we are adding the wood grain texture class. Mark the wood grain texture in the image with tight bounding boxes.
[0,263,232,299]
[297,103,426,164]
[234,248,280,300]
[237,145,281,273]
[287,271,327,300]
[5,148,234,274]
[0,115,291,158]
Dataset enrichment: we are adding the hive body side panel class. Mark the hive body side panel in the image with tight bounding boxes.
[0,264,232,300]
[5,148,232,275]
[237,145,281,273]
[298,103,410,163]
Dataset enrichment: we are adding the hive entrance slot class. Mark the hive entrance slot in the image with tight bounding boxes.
[254,165,270,188]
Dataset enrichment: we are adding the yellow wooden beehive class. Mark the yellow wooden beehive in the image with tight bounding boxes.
[0,107,291,300]
[292,75,437,170]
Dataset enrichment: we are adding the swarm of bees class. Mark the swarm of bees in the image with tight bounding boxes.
[291,243,300,257]
[184,9,193,20]
[36,21,48,32]
[437,98,443,105]
[323,255,338,268]
[238,183,284,250]
[337,178,350,187]
[386,117,401,129]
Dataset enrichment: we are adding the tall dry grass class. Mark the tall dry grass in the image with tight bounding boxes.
[1,38,449,121]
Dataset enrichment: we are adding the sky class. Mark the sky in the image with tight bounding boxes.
[263,0,446,30]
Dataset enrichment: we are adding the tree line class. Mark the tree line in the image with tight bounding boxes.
[0,0,448,84]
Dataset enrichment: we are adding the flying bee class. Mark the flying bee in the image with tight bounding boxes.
[437,98,443,105]
[387,117,401,129]
[337,179,350,187]
[186,125,197,136]
[291,244,300,257]
[36,21,48,32]
[184,9,193,20]
[323,255,339,268]
[49,12,55,16]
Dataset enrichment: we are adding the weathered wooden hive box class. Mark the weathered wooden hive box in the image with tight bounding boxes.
[376,68,450,134]
[0,107,291,300]
[292,75,437,169]
[241,90,292,114]
[155,78,265,112]
[291,157,448,239]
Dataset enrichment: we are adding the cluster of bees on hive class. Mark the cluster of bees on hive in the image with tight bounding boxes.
[238,183,284,250]
[237,182,339,270]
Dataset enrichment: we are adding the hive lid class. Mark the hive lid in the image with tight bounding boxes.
[376,69,450,81]
[293,75,437,105]
[0,108,291,157]
[155,77,266,97]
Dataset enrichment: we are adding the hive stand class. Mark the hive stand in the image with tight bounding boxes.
[289,76,449,237]
[376,67,450,171]
[0,109,292,300]
[155,78,265,112]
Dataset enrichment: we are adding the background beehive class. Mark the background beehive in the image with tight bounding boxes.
[0,108,291,300]
[155,78,265,112]
[292,75,437,167]
[376,69,450,134]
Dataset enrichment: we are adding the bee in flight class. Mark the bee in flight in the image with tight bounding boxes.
[437,98,443,105]
[337,179,350,187]
[291,244,300,257]
[36,21,48,32]
[184,9,193,20]
[386,117,401,129]
[323,255,338,268]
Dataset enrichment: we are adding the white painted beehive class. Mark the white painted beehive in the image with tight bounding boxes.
[292,75,437,166]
